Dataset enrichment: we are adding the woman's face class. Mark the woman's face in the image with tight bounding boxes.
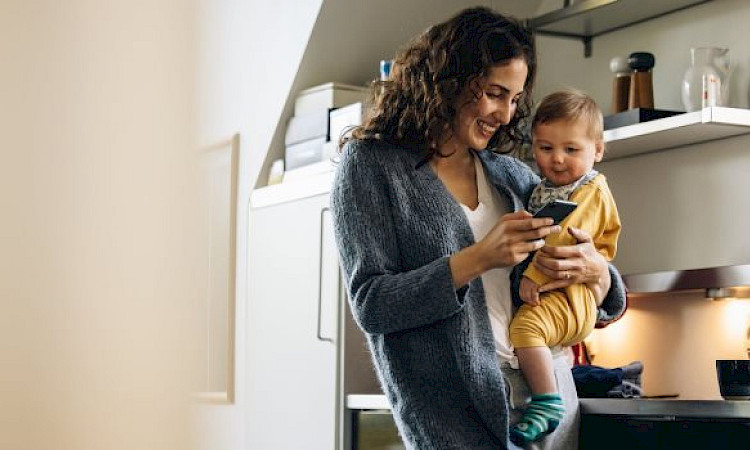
[445,58,528,153]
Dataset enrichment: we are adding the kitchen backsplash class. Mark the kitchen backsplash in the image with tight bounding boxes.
[586,290,750,399]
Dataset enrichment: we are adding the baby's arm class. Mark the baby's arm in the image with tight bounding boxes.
[519,276,541,306]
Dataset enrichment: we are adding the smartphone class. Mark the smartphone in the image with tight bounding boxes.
[533,200,577,225]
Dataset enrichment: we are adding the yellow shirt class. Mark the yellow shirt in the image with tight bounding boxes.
[524,173,621,287]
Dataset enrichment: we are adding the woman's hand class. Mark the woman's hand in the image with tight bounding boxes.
[449,211,559,288]
[480,210,560,268]
[533,227,610,305]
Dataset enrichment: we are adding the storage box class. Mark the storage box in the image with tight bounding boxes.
[284,137,335,171]
[294,82,368,116]
[329,102,363,144]
[285,109,330,146]
[603,108,683,130]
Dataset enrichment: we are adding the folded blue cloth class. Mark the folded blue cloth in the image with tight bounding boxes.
[572,365,623,397]
[572,361,644,398]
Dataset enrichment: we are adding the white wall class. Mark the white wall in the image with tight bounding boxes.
[193,1,323,449]
[532,0,750,399]
[536,0,750,112]
[1,1,201,448]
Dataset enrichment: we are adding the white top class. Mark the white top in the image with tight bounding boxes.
[460,155,516,365]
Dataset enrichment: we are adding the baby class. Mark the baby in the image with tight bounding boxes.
[509,88,622,445]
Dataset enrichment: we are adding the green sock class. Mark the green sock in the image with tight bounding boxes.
[510,393,565,445]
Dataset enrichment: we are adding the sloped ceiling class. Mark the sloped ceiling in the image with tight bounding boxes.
[297,0,546,90]
[256,0,548,185]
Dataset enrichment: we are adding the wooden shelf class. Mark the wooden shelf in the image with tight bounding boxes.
[603,107,750,161]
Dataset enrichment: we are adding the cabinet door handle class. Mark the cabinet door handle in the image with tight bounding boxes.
[317,207,337,343]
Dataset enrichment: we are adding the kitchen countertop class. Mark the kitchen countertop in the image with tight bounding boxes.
[580,398,750,419]
[347,394,391,410]
[348,394,750,419]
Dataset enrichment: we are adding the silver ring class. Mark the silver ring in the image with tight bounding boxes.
[565,271,571,280]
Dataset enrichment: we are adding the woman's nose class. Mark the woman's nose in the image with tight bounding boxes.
[493,101,514,125]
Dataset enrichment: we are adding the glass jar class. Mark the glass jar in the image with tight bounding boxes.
[681,47,730,112]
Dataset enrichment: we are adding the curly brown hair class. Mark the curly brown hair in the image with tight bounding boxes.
[348,7,536,158]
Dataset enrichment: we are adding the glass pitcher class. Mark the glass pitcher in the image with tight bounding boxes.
[681,47,731,112]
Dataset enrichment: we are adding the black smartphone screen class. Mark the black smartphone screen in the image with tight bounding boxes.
[533,200,577,225]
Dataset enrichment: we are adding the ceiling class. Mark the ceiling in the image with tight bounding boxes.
[490,0,548,19]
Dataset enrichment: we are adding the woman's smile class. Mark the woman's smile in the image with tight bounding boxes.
[478,119,499,138]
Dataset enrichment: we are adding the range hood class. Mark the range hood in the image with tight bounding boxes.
[526,0,714,56]
[623,264,750,299]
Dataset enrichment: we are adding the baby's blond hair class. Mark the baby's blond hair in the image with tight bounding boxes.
[532,88,603,141]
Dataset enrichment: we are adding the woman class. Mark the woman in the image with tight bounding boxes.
[331,7,625,449]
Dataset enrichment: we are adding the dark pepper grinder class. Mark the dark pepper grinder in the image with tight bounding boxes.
[628,52,655,109]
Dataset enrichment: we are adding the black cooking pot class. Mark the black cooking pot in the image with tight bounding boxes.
[716,360,750,400]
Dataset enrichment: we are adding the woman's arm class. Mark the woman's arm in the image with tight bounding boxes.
[531,227,626,324]
[598,263,627,326]
[331,144,467,335]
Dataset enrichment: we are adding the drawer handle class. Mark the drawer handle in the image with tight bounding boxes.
[317,207,335,343]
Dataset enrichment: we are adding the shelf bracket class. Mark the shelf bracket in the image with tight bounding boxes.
[526,26,596,58]
[583,36,592,58]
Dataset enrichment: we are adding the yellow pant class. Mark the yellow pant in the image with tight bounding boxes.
[509,284,597,348]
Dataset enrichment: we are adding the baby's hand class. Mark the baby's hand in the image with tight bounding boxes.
[520,276,541,306]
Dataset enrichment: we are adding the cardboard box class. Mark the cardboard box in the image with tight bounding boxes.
[294,82,368,116]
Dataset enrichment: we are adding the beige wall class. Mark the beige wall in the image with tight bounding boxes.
[0,1,202,448]
[535,0,750,399]
[586,292,750,400]
[0,1,327,448]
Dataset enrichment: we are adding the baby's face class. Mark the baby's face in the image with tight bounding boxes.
[532,119,603,187]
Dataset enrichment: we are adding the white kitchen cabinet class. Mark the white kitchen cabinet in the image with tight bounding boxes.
[246,190,341,450]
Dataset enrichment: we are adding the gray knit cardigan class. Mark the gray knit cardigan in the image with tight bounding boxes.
[331,139,626,449]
